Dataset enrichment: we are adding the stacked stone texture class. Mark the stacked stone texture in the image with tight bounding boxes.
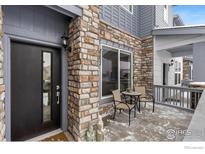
[0,6,5,141]
[183,59,190,80]
[140,37,153,94]
[99,20,142,88]
[99,20,154,115]
[0,5,154,141]
[67,5,100,141]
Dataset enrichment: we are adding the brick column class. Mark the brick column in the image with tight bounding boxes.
[183,58,189,80]
[0,6,5,141]
[67,6,100,141]
[140,37,153,94]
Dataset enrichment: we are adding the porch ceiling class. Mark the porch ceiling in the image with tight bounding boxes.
[154,34,205,53]
[167,44,193,57]
[153,25,205,52]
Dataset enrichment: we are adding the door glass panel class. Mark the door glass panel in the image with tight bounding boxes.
[120,52,131,91]
[102,46,118,97]
[43,52,51,122]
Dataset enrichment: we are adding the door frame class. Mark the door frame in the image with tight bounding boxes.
[3,34,68,141]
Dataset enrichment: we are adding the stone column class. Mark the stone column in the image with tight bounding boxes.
[0,5,5,141]
[140,37,153,94]
[67,5,100,141]
[183,58,189,80]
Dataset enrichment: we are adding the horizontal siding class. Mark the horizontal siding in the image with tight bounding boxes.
[3,5,69,44]
[155,5,173,28]
[100,5,140,37]
[100,5,174,38]
[139,5,154,37]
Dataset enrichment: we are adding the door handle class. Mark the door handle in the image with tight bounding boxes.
[56,85,60,105]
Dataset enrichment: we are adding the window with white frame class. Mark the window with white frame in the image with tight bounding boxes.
[174,61,182,85]
[101,46,132,97]
[163,5,169,24]
[121,5,133,13]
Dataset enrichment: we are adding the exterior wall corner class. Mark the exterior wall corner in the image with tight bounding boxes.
[0,5,6,141]
[67,5,100,141]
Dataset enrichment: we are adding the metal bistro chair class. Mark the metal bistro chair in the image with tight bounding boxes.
[112,89,136,125]
[134,86,155,112]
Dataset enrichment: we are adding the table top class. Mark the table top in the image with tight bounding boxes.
[122,91,141,96]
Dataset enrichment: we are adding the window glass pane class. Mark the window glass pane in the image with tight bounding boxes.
[122,5,133,12]
[122,5,129,10]
[175,61,178,71]
[120,52,131,91]
[164,5,168,23]
[102,47,118,97]
[43,52,51,122]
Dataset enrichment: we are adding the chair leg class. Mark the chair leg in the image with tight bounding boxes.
[113,107,116,119]
[144,102,146,108]
[119,109,122,114]
[134,106,136,118]
[128,110,131,126]
[139,101,141,113]
[153,101,155,112]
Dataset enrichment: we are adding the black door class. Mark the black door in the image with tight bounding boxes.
[163,63,169,85]
[162,63,169,101]
[11,41,61,141]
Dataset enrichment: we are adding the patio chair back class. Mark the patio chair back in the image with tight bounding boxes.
[134,86,146,95]
[112,89,121,102]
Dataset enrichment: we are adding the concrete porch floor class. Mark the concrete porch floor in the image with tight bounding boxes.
[103,103,193,141]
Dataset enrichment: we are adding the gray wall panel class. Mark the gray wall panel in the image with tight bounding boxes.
[3,5,70,44]
[99,5,174,38]
[139,5,154,37]
[100,5,139,37]
[193,42,205,82]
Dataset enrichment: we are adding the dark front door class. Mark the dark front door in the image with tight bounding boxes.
[162,63,169,101]
[163,63,169,86]
[11,41,61,141]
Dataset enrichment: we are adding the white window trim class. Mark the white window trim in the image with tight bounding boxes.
[163,5,169,24]
[174,59,183,85]
[190,63,193,80]
[100,44,133,100]
[121,5,133,14]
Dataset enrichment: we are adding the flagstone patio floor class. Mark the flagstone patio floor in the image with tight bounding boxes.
[103,103,193,141]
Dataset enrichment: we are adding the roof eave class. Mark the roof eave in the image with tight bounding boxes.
[152,26,205,35]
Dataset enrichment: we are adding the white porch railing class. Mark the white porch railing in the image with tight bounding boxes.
[153,85,203,111]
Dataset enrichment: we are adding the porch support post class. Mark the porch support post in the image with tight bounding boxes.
[67,5,100,141]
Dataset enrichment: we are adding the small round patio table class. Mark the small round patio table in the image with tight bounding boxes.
[122,91,142,117]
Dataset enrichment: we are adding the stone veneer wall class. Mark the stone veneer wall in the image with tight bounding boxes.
[99,20,142,88]
[0,6,5,141]
[67,5,100,141]
[183,59,190,80]
[140,37,153,94]
[67,5,154,140]
[99,20,154,116]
